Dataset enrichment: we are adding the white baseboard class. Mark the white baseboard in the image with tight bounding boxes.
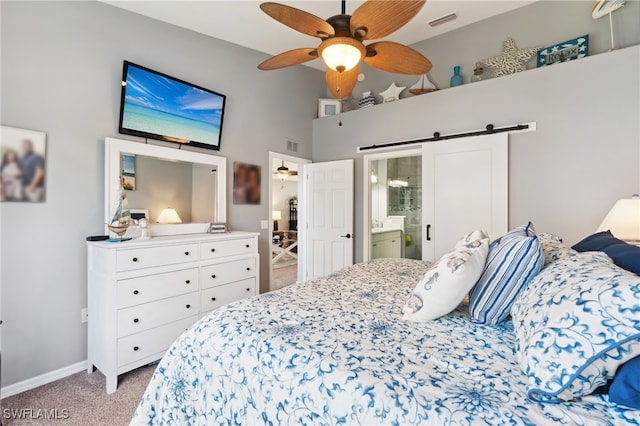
[2,360,87,398]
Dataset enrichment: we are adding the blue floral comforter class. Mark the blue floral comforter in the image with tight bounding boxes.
[132,258,639,425]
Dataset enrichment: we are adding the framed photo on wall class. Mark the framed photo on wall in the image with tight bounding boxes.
[318,99,341,118]
[0,125,47,202]
[233,161,261,204]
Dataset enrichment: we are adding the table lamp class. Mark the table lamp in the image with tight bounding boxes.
[597,194,640,242]
[273,210,282,231]
[156,208,182,224]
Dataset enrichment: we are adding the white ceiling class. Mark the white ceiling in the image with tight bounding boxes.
[102,0,536,71]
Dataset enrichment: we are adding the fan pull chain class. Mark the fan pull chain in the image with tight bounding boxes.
[336,69,343,127]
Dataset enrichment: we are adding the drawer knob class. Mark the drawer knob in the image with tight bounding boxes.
[185,251,190,256]
[211,297,216,301]
[185,280,190,284]
[186,304,191,309]
[246,267,251,271]
[210,248,216,253]
[133,318,139,323]
[133,290,139,295]
[133,346,139,351]
[245,244,250,248]
[246,288,251,292]
[132,257,138,262]
[211,274,216,279]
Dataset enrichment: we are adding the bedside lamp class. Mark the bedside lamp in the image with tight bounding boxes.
[156,208,182,224]
[597,194,640,242]
[273,210,282,231]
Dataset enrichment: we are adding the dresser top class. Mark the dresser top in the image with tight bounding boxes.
[87,231,259,249]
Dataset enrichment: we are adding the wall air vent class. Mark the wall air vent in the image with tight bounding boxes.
[428,12,457,27]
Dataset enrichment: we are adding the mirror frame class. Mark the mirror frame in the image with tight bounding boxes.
[105,137,226,236]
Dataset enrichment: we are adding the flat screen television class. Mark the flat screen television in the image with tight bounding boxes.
[119,61,226,151]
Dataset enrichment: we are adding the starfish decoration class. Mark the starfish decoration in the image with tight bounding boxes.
[379,82,406,103]
[481,37,544,78]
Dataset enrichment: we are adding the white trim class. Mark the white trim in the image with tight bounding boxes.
[268,152,311,291]
[2,360,87,398]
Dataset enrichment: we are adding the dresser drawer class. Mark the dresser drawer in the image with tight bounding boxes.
[201,238,256,260]
[117,268,198,309]
[117,243,199,272]
[201,278,256,313]
[117,315,198,368]
[117,292,200,338]
[200,257,256,289]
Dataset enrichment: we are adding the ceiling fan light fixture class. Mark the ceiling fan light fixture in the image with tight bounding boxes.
[318,37,365,72]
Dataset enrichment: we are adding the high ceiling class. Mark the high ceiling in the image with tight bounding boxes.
[102,1,536,71]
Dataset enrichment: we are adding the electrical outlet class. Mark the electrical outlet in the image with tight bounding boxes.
[81,308,89,323]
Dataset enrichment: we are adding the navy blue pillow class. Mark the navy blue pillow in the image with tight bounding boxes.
[610,355,640,409]
[604,243,640,275]
[572,230,624,252]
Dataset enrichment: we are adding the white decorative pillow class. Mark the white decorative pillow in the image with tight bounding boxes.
[511,252,640,402]
[403,231,489,322]
[537,232,577,268]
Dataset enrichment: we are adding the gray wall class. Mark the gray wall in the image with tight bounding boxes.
[1,1,324,387]
[313,45,640,263]
[125,156,193,223]
[344,0,640,104]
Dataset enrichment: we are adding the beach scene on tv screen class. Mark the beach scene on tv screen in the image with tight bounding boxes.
[122,65,223,146]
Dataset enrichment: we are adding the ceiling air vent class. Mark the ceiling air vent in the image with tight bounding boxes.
[428,12,457,27]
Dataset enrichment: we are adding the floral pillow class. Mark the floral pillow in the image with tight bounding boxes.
[403,230,489,322]
[537,233,577,268]
[511,252,640,402]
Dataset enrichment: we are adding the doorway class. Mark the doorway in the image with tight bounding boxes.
[269,152,310,291]
[365,149,423,261]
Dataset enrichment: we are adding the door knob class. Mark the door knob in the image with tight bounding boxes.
[340,233,351,239]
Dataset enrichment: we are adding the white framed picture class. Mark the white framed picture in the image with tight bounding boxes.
[318,99,341,118]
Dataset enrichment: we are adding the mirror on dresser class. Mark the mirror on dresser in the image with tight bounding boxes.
[105,137,226,236]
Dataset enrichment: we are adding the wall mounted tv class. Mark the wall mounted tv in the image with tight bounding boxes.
[119,61,226,151]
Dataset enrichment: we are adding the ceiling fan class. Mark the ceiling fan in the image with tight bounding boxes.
[274,160,297,180]
[258,0,433,99]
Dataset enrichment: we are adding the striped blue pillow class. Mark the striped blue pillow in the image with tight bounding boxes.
[469,222,544,325]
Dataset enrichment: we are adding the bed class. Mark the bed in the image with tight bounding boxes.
[132,253,640,425]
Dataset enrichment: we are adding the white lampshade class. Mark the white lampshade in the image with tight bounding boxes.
[597,194,640,241]
[156,208,182,224]
[272,210,282,221]
[318,37,365,72]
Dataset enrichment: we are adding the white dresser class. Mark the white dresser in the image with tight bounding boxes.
[87,232,259,393]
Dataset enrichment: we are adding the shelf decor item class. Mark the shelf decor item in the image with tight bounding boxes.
[318,98,341,117]
[379,82,406,103]
[591,0,625,51]
[358,91,376,108]
[450,66,463,87]
[537,35,589,67]
[409,74,438,95]
[481,37,543,78]
[471,63,489,82]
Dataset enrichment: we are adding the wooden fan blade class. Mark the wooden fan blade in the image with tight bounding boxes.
[260,2,335,38]
[364,42,432,74]
[325,65,359,99]
[351,0,425,40]
[258,48,318,70]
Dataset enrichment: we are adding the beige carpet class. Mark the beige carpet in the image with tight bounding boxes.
[271,264,297,290]
[1,363,156,425]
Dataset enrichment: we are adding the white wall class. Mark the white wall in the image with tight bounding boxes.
[0,1,323,387]
[313,46,640,263]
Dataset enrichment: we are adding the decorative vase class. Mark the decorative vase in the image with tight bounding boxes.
[450,66,463,87]
[471,62,488,82]
[358,91,376,108]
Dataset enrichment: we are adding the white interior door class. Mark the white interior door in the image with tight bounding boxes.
[303,159,354,280]
[423,134,508,261]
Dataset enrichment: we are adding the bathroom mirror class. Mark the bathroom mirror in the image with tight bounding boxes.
[105,137,226,236]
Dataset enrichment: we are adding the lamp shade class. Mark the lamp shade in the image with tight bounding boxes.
[318,37,365,72]
[272,210,282,221]
[156,208,182,224]
[597,195,640,241]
